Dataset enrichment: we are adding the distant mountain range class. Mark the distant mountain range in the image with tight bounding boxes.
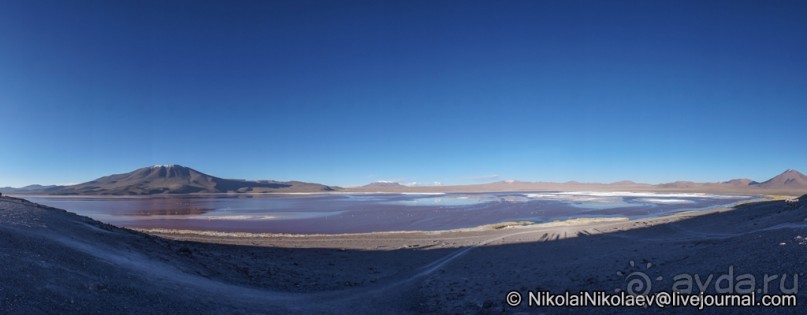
[349,169,807,195]
[1,165,338,195]
[2,167,806,196]
[0,184,61,194]
[361,181,407,188]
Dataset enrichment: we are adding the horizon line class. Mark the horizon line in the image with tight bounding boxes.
[1,164,801,189]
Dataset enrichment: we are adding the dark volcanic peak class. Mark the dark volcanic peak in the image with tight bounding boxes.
[783,169,805,177]
[151,164,187,177]
[43,164,337,195]
[755,169,807,189]
[132,164,195,178]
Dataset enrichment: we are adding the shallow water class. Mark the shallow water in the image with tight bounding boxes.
[25,192,758,234]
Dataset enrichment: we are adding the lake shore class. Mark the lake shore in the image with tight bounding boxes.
[137,196,776,250]
[18,192,761,234]
[137,208,725,250]
[1,195,805,313]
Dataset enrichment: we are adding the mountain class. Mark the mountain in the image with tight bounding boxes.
[5,167,806,195]
[362,181,406,188]
[0,185,62,194]
[657,181,699,189]
[722,178,757,186]
[651,170,807,193]
[37,165,338,195]
[347,169,807,194]
[753,169,807,189]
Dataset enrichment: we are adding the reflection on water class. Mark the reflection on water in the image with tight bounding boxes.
[24,192,759,234]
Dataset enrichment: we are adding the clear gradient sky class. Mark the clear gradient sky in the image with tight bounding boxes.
[1,0,806,187]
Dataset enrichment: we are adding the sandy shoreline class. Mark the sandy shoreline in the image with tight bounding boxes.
[135,198,763,250]
[19,191,766,235]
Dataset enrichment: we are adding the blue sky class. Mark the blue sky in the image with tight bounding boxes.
[1,0,806,187]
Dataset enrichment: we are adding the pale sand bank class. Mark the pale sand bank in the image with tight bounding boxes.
[137,204,740,250]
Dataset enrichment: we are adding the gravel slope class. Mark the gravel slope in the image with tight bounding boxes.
[1,195,806,313]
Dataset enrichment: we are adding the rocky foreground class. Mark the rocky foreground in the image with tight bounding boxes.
[1,195,806,313]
